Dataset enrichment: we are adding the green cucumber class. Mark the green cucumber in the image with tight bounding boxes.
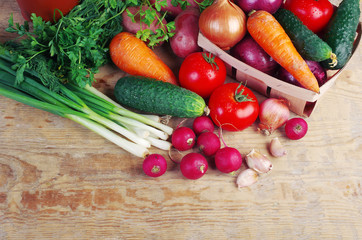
[114,76,207,118]
[274,8,337,65]
[321,0,360,69]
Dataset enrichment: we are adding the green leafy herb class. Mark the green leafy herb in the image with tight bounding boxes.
[5,0,213,88]
[6,0,127,88]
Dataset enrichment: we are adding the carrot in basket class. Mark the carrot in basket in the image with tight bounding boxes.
[247,10,320,93]
[109,32,178,85]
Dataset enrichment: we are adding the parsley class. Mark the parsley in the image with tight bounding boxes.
[5,0,213,89]
[6,0,127,88]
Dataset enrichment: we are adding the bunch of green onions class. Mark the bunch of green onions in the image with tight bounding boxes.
[0,51,173,158]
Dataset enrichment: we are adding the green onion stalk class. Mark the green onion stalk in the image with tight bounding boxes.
[0,48,173,158]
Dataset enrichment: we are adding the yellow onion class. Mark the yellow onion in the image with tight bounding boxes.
[199,0,247,50]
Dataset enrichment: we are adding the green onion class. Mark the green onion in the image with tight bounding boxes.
[0,47,173,158]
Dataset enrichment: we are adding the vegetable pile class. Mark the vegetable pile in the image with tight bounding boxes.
[0,0,360,188]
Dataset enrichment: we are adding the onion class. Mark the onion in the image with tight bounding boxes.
[199,0,247,50]
[235,0,283,14]
[278,60,327,87]
[258,98,290,135]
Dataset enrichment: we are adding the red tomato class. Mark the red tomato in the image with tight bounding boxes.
[178,52,226,98]
[208,83,259,132]
[16,0,78,22]
[283,0,334,33]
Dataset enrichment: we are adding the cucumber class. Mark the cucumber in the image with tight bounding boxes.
[114,76,207,118]
[321,0,360,69]
[274,8,336,65]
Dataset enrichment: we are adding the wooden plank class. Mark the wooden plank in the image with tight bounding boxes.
[0,0,362,239]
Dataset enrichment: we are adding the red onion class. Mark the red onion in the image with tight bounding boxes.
[258,98,290,135]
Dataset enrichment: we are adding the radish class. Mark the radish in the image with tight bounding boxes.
[143,154,167,177]
[196,131,221,156]
[214,147,243,173]
[180,153,208,179]
[192,116,215,135]
[285,118,308,140]
[171,127,196,151]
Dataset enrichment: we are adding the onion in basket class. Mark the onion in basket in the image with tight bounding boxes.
[278,60,327,87]
[230,35,279,75]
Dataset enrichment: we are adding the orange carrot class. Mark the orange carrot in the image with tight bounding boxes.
[109,32,178,85]
[247,10,320,93]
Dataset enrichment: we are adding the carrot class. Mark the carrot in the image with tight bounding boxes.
[109,32,178,85]
[247,10,320,93]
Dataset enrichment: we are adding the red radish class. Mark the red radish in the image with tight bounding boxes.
[196,132,221,156]
[169,147,197,164]
[214,147,243,173]
[192,116,215,135]
[284,118,308,140]
[171,127,196,151]
[180,153,208,179]
[143,154,167,177]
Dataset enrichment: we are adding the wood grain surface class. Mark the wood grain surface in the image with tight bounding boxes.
[1,1,362,239]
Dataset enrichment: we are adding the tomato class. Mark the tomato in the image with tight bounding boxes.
[16,0,79,22]
[208,83,259,132]
[178,52,226,98]
[283,0,334,33]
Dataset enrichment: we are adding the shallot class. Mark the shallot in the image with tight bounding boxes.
[258,98,290,135]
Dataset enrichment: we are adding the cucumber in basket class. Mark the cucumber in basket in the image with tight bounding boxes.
[321,0,360,70]
[114,76,207,118]
[274,8,337,66]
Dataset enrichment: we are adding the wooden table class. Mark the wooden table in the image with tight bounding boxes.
[1,1,361,239]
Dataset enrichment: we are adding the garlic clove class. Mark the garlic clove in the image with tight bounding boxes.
[236,168,259,189]
[245,149,273,173]
[269,137,287,157]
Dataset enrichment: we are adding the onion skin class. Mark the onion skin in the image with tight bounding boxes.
[258,98,290,136]
[199,0,247,50]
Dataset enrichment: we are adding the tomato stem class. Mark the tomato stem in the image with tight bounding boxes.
[202,52,219,71]
[234,82,254,102]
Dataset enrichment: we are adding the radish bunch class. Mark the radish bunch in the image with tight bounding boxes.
[171,116,244,180]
